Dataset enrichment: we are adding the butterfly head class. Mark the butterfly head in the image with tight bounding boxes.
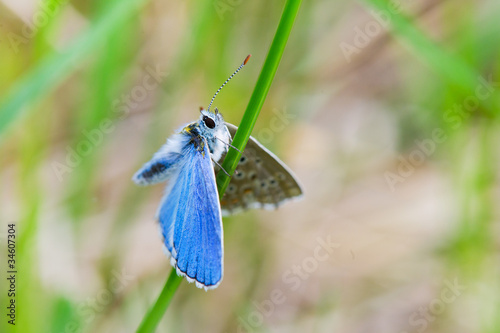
[199,107,225,134]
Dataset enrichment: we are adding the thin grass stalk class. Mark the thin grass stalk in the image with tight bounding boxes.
[136,0,302,331]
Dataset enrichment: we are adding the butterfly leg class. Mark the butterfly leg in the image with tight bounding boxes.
[216,137,241,153]
[212,158,231,176]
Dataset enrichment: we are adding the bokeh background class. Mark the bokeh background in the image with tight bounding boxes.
[1,0,500,332]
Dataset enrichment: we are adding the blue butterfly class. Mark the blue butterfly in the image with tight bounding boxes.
[132,56,303,290]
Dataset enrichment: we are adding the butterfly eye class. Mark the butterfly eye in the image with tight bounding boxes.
[203,116,216,129]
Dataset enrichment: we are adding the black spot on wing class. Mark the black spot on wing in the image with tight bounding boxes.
[142,162,167,179]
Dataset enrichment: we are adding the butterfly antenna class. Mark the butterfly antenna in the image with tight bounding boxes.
[207,54,251,112]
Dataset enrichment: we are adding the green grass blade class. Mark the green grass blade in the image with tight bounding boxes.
[216,0,302,194]
[0,0,149,141]
[136,0,302,331]
[136,270,182,333]
[361,0,499,114]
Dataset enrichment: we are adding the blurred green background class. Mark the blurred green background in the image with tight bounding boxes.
[1,0,500,332]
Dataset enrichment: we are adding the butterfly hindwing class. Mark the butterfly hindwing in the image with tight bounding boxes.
[219,123,303,215]
[157,138,223,290]
[132,134,187,185]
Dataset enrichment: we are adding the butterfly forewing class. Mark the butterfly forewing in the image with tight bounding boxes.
[157,139,223,290]
[219,123,303,215]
